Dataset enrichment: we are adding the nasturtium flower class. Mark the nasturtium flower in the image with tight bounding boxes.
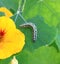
[0,16,25,59]
[0,7,13,17]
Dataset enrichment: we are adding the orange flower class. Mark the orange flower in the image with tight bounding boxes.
[0,16,25,59]
[0,7,13,17]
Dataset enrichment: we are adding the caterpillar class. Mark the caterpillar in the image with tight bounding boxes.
[20,22,37,42]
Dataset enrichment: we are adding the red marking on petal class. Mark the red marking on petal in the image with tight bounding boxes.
[0,30,5,39]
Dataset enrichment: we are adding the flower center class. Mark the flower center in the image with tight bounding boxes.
[0,30,5,41]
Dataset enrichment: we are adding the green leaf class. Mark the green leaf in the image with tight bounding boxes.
[56,23,60,51]
[16,46,60,64]
[11,15,57,51]
[0,0,19,13]
[16,50,31,64]
[22,0,60,27]
[0,57,12,64]
[28,46,58,64]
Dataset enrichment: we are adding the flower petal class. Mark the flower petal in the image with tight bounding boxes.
[0,7,13,17]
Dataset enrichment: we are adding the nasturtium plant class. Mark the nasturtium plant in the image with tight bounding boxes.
[0,0,60,64]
